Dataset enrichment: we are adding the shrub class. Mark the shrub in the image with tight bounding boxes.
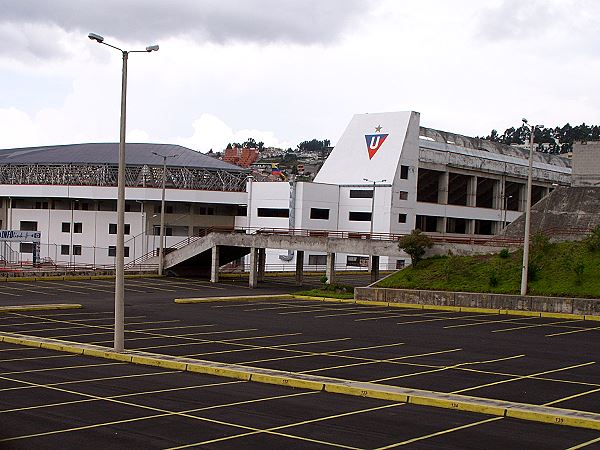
[499,248,510,259]
[585,226,600,252]
[320,275,328,286]
[488,270,499,288]
[398,229,434,268]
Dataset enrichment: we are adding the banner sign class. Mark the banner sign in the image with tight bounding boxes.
[0,230,41,242]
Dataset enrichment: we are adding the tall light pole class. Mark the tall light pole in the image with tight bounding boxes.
[363,178,386,238]
[520,119,544,296]
[151,152,179,276]
[88,32,159,352]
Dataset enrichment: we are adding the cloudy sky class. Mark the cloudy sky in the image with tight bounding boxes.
[1,0,598,152]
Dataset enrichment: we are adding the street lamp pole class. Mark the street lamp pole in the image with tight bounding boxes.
[88,33,158,352]
[363,178,386,238]
[152,152,179,276]
[520,119,543,296]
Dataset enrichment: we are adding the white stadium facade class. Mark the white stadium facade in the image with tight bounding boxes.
[0,111,571,272]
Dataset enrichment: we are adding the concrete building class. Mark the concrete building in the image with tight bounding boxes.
[0,111,572,273]
[247,111,571,271]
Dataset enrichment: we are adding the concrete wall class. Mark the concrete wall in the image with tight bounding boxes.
[572,141,600,187]
[355,287,600,315]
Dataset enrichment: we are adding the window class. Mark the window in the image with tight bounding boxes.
[81,202,89,211]
[72,245,82,256]
[62,222,70,233]
[19,221,37,231]
[109,223,130,234]
[349,189,373,198]
[153,226,173,236]
[310,208,330,220]
[347,255,368,267]
[308,254,327,265]
[166,205,174,214]
[124,247,130,257]
[20,243,34,253]
[108,246,116,257]
[236,205,248,216]
[74,222,82,233]
[396,260,406,269]
[349,211,372,221]
[35,201,48,209]
[400,165,409,179]
[398,213,407,223]
[257,208,289,218]
[61,245,70,255]
[207,207,215,215]
[399,191,408,200]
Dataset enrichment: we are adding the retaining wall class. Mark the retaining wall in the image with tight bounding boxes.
[354,287,600,316]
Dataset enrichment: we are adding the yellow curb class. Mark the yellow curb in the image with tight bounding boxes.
[2,332,600,431]
[0,304,82,313]
[175,294,294,303]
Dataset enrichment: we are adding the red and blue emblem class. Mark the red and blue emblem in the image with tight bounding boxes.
[365,125,388,159]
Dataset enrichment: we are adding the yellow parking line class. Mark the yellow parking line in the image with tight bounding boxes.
[157,279,226,291]
[444,316,539,329]
[0,315,146,328]
[279,305,375,316]
[396,313,494,326]
[0,284,56,295]
[546,325,600,337]
[54,280,115,293]
[8,320,180,335]
[568,436,600,449]
[355,310,462,322]
[122,280,178,292]
[453,361,596,394]
[129,329,260,348]
[22,281,91,295]
[0,361,123,376]
[492,319,587,333]
[0,291,20,297]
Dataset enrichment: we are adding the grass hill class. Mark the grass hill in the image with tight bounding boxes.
[377,236,600,298]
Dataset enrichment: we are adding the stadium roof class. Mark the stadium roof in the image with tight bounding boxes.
[0,143,245,172]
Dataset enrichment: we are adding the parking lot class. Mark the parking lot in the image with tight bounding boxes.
[1,276,600,448]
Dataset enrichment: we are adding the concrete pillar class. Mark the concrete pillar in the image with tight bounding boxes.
[249,247,258,288]
[295,250,304,286]
[492,178,502,210]
[370,255,380,283]
[467,176,477,207]
[518,183,527,212]
[210,245,219,283]
[257,248,266,282]
[438,171,449,204]
[325,252,336,285]
[466,219,475,235]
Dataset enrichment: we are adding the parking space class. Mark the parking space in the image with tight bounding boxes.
[1,341,599,449]
[1,277,600,447]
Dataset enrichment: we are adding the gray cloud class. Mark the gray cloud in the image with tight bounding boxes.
[0,0,373,57]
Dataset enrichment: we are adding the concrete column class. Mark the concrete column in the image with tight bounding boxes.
[249,247,258,288]
[370,255,380,283]
[438,171,449,204]
[492,178,502,209]
[466,219,475,235]
[295,250,304,286]
[210,245,219,283]
[257,248,266,282]
[518,183,527,212]
[467,176,477,207]
[325,252,336,285]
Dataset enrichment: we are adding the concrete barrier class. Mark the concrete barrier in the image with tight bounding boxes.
[355,287,600,317]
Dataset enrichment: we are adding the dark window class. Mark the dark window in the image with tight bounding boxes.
[72,245,82,256]
[166,205,174,214]
[396,260,406,269]
[124,247,130,257]
[81,202,89,211]
[20,243,34,253]
[308,254,327,265]
[257,208,289,218]
[237,205,248,216]
[398,213,407,223]
[35,201,48,209]
[400,165,409,179]
[108,223,130,235]
[399,191,408,200]
[20,221,37,231]
[349,211,372,221]
[74,222,82,233]
[310,208,330,220]
[61,245,70,255]
[347,255,368,267]
[207,207,214,215]
[62,222,70,233]
[349,190,373,198]
[108,246,116,257]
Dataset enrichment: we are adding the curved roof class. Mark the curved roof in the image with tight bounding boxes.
[0,143,244,172]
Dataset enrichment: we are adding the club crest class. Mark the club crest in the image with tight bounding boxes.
[364,130,388,160]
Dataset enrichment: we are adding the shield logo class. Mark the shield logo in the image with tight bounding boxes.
[364,133,389,159]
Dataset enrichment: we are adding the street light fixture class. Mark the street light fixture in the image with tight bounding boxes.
[520,119,544,296]
[151,152,179,276]
[88,32,158,352]
[363,178,386,238]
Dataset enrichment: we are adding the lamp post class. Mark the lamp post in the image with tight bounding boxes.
[363,178,386,238]
[88,32,158,352]
[520,119,544,296]
[151,152,179,276]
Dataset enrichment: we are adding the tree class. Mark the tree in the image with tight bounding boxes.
[398,229,433,267]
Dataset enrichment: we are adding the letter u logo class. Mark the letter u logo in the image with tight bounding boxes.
[369,136,381,150]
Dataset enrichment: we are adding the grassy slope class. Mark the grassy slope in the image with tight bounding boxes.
[377,241,600,298]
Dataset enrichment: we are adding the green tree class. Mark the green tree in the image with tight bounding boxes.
[398,229,433,267]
